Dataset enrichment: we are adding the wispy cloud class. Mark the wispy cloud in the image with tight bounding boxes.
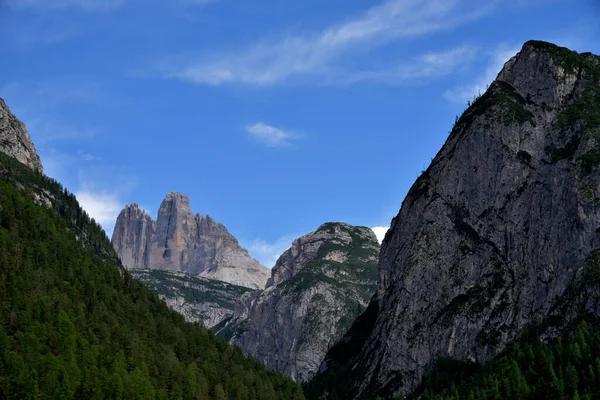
[246,123,300,148]
[247,235,297,268]
[339,45,477,85]
[371,226,389,244]
[163,0,497,86]
[443,44,520,103]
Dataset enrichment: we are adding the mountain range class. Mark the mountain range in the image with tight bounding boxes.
[1,39,600,400]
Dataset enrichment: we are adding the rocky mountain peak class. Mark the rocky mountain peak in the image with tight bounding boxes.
[112,192,270,289]
[157,192,194,221]
[267,222,378,289]
[0,97,43,173]
[220,222,380,382]
[496,41,591,109]
[314,41,600,398]
[163,191,190,203]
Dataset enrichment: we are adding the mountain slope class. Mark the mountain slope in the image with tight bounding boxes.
[112,194,270,289]
[0,152,304,399]
[130,269,252,328]
[309,41,600,398]
[218,223,379,382]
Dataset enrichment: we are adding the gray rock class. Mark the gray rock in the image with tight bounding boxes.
[319,41,600,397]
[218,222,379,382]
[0,97,43,173]
[112,192,270,290]
[111,204,155,270]
[129,269,252,328]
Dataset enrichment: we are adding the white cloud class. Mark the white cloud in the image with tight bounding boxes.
[247,235,297,268]
[246,123,299,148]
[164,0,498,86]
[340,45,477,85]
[75,191,123,236]
[371,226,389,244]
[443,44,520,104]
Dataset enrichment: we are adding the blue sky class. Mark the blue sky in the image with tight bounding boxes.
[1,0,599,267]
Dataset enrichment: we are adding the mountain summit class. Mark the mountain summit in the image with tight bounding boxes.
[112,192,270,289]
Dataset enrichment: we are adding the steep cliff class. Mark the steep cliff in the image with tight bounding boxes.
[130,269,252,328]
[0,97,43,173]
[112,192,270,289]
[217,223,379,382]
[312,41,600,398]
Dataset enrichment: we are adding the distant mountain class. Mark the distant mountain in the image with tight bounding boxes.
[217,222,379,382]
[308,41,600,399]
[0,97,43,173]
[112,192,270,289]
[130,268,252,328]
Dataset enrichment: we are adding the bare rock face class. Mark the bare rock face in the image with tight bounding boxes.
[129,269,252,328]
[0,97,43,173]
[217,223,379,382]
[316,41,600,397]
[111,204,155,270]
[112,192,270,290]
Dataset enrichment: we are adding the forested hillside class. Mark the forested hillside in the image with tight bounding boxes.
[0,152,304,399]
[412,318,600,400]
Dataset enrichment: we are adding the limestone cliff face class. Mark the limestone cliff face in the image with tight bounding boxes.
[129,269,252,328]
[0,98,43,173]
[111,204,155,270]
[112,192,270,290]
[316,41,600,397]
[217,223,379,382]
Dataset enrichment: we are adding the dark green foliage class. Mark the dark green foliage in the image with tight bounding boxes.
[453,81,534,133]
[307,318,600,400]
[0,157,304,399]
[411,318,600,400]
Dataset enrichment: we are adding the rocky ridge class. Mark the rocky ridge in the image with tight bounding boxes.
[0,97,43,173]
[112,192,270,290]
[130,269,252,328]
[217,222,379,382]
[314,41,600,398]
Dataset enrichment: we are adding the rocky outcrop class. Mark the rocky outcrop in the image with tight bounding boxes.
[111,204,155,270]
[112,192,270,290]
[315,41,600,397]
[217,223,379,382]
[130,269,252,328]
[0,97,43,173]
